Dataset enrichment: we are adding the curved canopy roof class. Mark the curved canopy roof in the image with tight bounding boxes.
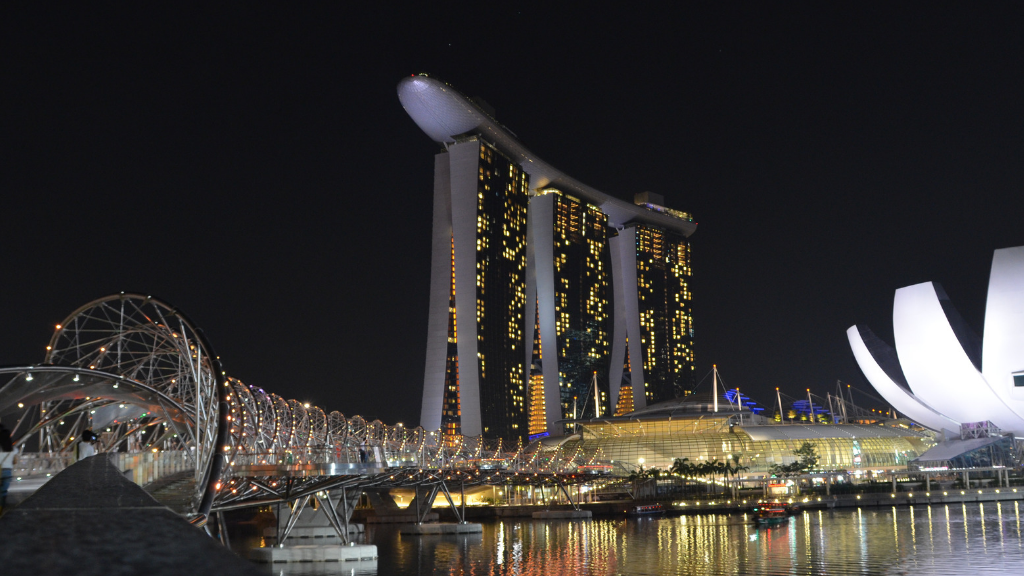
[398,74,697,236]
[737,424,929,442]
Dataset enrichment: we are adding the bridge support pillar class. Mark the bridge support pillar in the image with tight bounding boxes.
[557,481,580,511]
[438,481,464,523]
[408,485,440,524]
[364,487,439,523]
[215,511,230,548]
[316,492,349,545]
[278,495,311,546]
[365,489,402,513]
[336,487,359,534]
[272,488,363,547]
[254,497,376,569]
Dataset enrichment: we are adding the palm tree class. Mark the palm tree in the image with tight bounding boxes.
[670,457,690,477]
[627,465,648,482]
[713,460,728,495]
[724,456,749,498]
[671,458,691,494]
[697,460,716,494]
[627,465,664,500]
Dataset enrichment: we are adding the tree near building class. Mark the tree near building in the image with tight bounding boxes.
[770,442,820,477]
[792,442,819,471]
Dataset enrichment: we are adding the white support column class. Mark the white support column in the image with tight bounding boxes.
[524,197,539,405]
[449,141,484,437]
[609,229,646,410]
[420,151,454,432]
[529,194,562,436]
[608,231,627,415]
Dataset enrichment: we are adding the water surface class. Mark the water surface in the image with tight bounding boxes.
[263,502,1024,575]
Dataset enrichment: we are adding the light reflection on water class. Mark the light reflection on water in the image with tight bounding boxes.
[263,502,1024,575]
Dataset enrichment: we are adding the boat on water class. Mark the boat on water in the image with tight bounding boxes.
[752,500,794,525]
[628,503,665,516]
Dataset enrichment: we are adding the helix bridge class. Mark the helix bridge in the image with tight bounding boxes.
[0,293,608,527]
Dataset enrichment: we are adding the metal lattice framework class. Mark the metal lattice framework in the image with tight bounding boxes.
[0,293,610,520]
[0,294,227,514]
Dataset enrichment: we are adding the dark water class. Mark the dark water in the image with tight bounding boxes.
[261,502,1024,575]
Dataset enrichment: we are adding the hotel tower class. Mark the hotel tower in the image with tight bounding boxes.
[399,75,697,441]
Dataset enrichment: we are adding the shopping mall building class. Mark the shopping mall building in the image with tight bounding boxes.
[552,396,934,476]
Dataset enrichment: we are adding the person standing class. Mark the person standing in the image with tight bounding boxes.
[76,429,98,461]
[0,421,19,514]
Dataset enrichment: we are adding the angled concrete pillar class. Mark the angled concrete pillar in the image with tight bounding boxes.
[421,151,454,431]
[609,229,646,410]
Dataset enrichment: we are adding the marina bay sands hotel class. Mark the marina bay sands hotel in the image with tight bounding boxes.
[399,75,697,442]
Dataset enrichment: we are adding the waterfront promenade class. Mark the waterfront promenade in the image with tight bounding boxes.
[406,485,1024,520]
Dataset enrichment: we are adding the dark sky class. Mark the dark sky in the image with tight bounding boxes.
[3,5,1022,426]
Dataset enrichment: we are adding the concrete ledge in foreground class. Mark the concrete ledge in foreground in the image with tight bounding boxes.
[0,455,262,576]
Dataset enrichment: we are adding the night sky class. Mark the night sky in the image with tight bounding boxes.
[3,5,1022,427]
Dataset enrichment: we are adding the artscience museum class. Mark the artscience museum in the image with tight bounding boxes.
[848,245,1024,467]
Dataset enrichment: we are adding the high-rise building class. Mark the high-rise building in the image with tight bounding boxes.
[420,136,530,440]
[527,189,611,435]
[399,74,697,441]
[608,211,695,410]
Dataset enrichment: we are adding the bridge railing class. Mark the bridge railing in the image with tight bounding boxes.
[111,451,193,486]
[11,450,193,489]
[11,452,71,479]
[225,446,505,470]
[220,443,601,475]
[227,447,377,467]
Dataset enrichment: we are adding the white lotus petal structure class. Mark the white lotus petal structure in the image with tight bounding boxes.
[848,246,1024,437]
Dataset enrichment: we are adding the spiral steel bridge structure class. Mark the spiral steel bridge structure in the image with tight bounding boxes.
[0,294,608,523]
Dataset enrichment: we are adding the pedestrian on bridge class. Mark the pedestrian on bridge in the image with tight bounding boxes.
[75,429,98,462]
[0,421,19,514]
